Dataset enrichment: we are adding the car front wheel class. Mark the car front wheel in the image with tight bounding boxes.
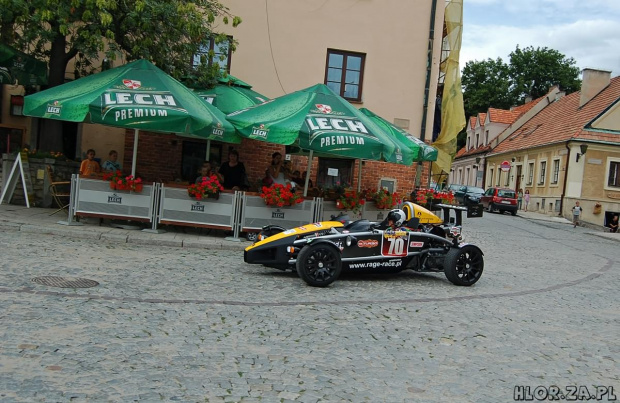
[443,245,484,286]
[296,243,342,287]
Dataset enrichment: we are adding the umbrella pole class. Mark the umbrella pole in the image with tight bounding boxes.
[206,140,211,161]
[357,159,363,192]
[303,150,313,197]
[132,129,139,177]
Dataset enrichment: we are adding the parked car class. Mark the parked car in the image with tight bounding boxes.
[446,184,462,193]
[480,187,518,215]
[454,186,485,206]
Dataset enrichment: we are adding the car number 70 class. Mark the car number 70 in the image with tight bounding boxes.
[383,237,407,257]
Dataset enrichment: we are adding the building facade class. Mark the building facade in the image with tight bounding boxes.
[3,0,454,197]
[480,69,620,228]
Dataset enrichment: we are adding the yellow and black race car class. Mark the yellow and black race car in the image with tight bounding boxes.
[244,202,484,287]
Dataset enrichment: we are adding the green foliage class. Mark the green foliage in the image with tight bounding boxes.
[461,58,512,121]
[461,45,581,121]
[508,46,581,102]
[0,0,241,88]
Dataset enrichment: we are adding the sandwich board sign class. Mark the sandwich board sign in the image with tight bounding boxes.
[0,152,33,207]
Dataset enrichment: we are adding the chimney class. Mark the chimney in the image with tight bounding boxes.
[580,68,611,107]
[524,95,533,104]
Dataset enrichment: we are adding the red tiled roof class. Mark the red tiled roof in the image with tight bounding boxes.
[476,113,487,126]
[492,77,620,155]
[455,144,491,159]
[488,108,518,124]
[469,116,477,129]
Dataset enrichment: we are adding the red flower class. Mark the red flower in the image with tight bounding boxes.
[260,184,304,207]
[188,175,223,198]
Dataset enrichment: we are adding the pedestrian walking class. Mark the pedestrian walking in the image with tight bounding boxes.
[572,201,582,228]
[524,190,530,212]
[517,189,523,210]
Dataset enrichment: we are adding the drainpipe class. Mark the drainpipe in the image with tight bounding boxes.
[560,142,571,216]
[416,0,438,187]
[420,0,437,142]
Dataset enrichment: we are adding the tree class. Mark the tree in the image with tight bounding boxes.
[0,0,241,151]
[458,46,581,150]
[508,46,581,103]
[461,58,512,122]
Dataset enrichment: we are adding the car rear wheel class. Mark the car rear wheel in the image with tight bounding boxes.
[296,243,342,287]
[488,203,497,213]
[443,245,484,286]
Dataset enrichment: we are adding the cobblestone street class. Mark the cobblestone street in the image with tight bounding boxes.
[0,211,619,402]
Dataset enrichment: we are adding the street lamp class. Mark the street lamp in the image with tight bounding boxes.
[576,144,588,162]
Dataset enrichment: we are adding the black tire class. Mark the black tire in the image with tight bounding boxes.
[246,232,258,242]
[296,243,342,287]
[511,211,517,216]
[443,245,484,286]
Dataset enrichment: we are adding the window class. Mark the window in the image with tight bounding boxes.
[539,161,547,184]
[552,159,560,184]
[485,130,489,145]
[475,133,479,148]
[325,49,365,102]
[527,162,534,185]
[496,170,501,186]
[488,168,494,187]
[379,178,397,193]
[317,158,354,188]
[467,137,470,150]
[181,140,222,182]
[193,36,233,72]
[608,160,620,188]
[505,169,510,186]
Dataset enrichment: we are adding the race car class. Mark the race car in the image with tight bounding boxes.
[244,201,484,287]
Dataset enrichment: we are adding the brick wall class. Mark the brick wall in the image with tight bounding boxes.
[123,130,432,195]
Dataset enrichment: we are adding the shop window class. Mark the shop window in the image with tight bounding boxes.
[325,49,365,102]
[181,140,221,182]
[193,36,233,72]
[0,127,24,153]
[316,158,354,189]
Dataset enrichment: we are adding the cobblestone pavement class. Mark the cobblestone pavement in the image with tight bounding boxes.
[0,211,618,402]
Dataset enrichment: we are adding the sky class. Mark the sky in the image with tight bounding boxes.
[460,0,620,77]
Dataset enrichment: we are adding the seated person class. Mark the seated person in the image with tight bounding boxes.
[101,150,122,172]
[80,148,101,177]
[609,215,619,233]
[195,161,223,184]
[219,149,247,190]
[267,152,286,186]
[385,209,409,230]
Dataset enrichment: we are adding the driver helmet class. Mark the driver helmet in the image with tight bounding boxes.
[387,209,407,227]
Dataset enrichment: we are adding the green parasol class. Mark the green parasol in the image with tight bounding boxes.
[0,43,48,85]
[195,84,269,114]
[359,108,438,162]
[227,83,415,165]
[23,59,239,175]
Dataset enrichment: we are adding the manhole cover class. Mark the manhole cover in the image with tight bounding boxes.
[31,276,99,288]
